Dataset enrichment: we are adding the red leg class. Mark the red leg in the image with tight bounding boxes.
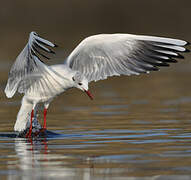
[26,109,34,138]
[43,108,47,130]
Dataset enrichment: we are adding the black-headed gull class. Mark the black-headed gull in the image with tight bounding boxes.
[4,32,189,137]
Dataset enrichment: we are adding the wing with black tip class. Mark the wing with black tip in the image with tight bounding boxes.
[4,31,57,98]
[66,34,189,82]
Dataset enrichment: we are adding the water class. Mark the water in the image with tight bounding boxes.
[1,60,191,179]
[0,0,190,178]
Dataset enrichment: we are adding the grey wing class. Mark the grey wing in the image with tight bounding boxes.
[65,34,189,82]
[17,59,70,99]
[4,31,57,98]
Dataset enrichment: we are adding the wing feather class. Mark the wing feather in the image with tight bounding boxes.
[65,34,189,82]
[17,58,70,99]
[4,32,57,98]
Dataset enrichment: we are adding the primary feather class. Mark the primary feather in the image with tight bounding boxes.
[4,32,57,98]
[66,34,188,82]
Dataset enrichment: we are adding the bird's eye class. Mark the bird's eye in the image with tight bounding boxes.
[72,77,75,81]
[78,83,82,86]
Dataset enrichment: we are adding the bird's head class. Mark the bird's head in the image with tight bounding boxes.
[72,72,93,100]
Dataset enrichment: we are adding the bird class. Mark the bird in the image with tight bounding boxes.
[4,31,189,138]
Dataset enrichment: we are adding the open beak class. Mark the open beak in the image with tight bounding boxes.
[84,90,93,100]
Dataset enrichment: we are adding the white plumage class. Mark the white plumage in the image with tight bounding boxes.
[4,31,189,137]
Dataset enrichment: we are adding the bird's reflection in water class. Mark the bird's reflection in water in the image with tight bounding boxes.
[5,136,191,180]
[12,137,93,180]
[15,138,48,169]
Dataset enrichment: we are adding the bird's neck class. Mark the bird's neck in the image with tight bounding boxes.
[50,64,76,89]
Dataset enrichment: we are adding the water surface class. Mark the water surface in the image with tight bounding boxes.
[0,61,191,179]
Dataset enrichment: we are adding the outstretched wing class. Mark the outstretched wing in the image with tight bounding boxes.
[4,31,57,98]
[16,60,71,100]
[65,34,189,82]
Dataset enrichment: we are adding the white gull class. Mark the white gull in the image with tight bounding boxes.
[4,32,189,137]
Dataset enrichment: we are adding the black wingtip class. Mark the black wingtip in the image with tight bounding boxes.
[185,48,190,53]
[54,44,58,47]
[50,50,56,54]
[177,54,185,59]
[158,62,170,67]
[153,66,159,71]
[166,58,178,63]
[186,41,190,46]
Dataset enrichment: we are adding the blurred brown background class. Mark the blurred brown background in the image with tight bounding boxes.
[0,2,191,178]
[0,0,190,61]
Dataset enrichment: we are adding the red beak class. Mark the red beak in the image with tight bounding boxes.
[84,90,93,100]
